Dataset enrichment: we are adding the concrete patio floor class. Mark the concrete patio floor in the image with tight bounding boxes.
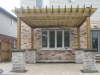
[0,62,100,75]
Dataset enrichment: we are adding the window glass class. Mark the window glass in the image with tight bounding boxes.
[42,31,47,47]
[64,31,70,47]
[92,31,98,50]
[57,31,62,47]
[49,31,55,48]
[42,30,70,49]
[36,0,43,8]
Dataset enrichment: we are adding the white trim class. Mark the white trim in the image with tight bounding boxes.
[55,30,57,48]
[40,48,69,50]
[47,30,49,48]
[62,30,64,48]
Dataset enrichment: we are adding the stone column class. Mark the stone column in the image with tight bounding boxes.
[81,48,98,73]
[75,48,84,64]
[12,49,26,73]
[25,49,36,64]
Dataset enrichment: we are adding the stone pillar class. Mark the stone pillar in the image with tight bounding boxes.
[12,49,26,73]
[75,48,84,64]
[25,49,36,64]
[81,48,98,73]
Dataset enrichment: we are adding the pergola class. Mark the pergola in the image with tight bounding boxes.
[14,5,96,49]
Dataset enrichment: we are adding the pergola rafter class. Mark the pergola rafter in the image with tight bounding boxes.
[14,5,96,28]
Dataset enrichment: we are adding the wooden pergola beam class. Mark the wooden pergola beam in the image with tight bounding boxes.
[77,27,80,48]
[86,17,91,48]
[15,7,96,17]
[17,18,21,49]
[31,28,34,49]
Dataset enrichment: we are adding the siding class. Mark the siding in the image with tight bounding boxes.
[0,12,17,37]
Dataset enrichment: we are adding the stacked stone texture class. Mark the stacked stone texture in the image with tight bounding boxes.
[20,20,89,62]
[25,50,36,64]
[21,21,32,49]
[36,50,75,62]
[75,50,84,64]
[71,28,79,48]
[12,51,26,72]
[82,51,97,72]
[80,21,88,48]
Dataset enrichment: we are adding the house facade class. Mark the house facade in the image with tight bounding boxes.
[0,7,17,62]
[15,0,99,63]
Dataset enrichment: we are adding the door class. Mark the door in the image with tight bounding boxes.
[92,30,100,54]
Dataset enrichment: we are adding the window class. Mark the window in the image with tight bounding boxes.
[92,30,100,54]
[42,31,47,47]
[42,30,70,49]
[57,31,62,47]
[67,0,75,3]
[36,0,43,8]
[49,31,55,48]
[92,31,98,50]
[11,19,13,25]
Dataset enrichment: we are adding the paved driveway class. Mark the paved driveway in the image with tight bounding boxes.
[0,63,100,75]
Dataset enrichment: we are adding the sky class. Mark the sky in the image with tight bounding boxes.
[0,0,20,11]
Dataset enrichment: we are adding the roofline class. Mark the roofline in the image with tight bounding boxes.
[0,34,16,41]
[0,7,17,21]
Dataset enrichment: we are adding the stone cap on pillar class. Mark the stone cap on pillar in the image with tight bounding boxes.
[74,48,84,51]
[26,49,37,51]
[12,48,25,52]
[83,48,97,52]
[74,48,97,52]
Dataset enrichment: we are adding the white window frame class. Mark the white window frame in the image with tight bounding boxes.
[41,29,71,50]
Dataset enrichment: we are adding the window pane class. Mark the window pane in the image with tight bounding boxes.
[64,31,70,47]
[42,31,47,47]
[57,31,62,47]
[36,0,43,8]
[92,31,98,50]
[49,31,55,48]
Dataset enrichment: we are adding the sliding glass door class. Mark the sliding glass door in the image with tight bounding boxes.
[92,30,100,54]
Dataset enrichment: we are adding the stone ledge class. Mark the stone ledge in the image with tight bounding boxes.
[36,60,75,63]
[74,48,84,51]
[74,48,97,52]
[26,49,37,51]
[11,70,27,73]
[83,48,97,52]
[12,49,25,52]
[81,70,99,73]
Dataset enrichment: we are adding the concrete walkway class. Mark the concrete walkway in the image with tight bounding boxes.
[0,63,100,75]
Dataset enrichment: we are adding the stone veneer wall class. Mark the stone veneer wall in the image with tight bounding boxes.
[36,50,75,62]
[20,20,90,62]
[21,21,32,49]
[80,21,88,48]
[71,28,79,48]
[91,21,100,29]
[33,28,42,50]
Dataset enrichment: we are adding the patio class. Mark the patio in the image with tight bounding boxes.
[0,62,100,75]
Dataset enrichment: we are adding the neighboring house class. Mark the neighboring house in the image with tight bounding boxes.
[0,7,17,62]
[15,0,100,63]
